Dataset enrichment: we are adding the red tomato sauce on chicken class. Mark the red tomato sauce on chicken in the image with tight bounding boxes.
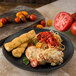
[37,31,60,46]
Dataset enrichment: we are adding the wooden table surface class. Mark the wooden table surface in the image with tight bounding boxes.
[0,1,76,76]
[0,2,44,14]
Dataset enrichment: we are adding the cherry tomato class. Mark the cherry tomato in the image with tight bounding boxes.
[16,12,23,17]
[36,42,42,48]
[30,14,37,21]
[54,12,73,31]
[26,15,30,20]
[19,14,25,19]
[22,11,28,16]
[47,20,52,27]
[21,17,26,23]
[0,22,3,28]
[36,24,43,29]
[6,16,12,23]
[30,59,38,68]
[15,17,21,23]
[72,12,76,21]
[71,21,76,36]
[0,18,7,24]
[40,20,46,27]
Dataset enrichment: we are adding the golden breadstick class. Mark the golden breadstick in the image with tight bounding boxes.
[12,43,28,58]
[4,30,36,52]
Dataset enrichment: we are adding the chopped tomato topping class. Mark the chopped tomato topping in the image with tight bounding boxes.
[37,31,60,46]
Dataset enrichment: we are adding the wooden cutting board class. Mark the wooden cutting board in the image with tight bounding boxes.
[0,5,44,46]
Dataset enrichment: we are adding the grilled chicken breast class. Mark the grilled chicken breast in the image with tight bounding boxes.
[25,46,64,66]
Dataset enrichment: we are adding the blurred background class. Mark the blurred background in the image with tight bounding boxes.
[0,0,57,4]
[0,0,57,14]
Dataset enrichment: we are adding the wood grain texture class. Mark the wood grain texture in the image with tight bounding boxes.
[0,5,44,46]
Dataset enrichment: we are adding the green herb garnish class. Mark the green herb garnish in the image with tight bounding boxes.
[33,38,38,45]
[23,56,30,65]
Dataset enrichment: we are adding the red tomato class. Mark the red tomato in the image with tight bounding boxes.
[40,20,46,27]
[21,17,26,23]
[30,59,38,68]
[54,12,73,31]
[0,22,3,28]
[37,31,60,46]
[71,21,76,36]
[72,12,76,21]
[26,15,30,20]
[15,17,21,23]
[30,14,37,21]
[0,18,7,24]
[6,16,12,23]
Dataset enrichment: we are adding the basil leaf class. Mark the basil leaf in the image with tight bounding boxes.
[23,56,30,65]
[33,38,38,45]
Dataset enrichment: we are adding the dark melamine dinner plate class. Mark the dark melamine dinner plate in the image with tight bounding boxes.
[2,28,74,72]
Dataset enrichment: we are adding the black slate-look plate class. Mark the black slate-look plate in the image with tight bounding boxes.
[2,28,74,72]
